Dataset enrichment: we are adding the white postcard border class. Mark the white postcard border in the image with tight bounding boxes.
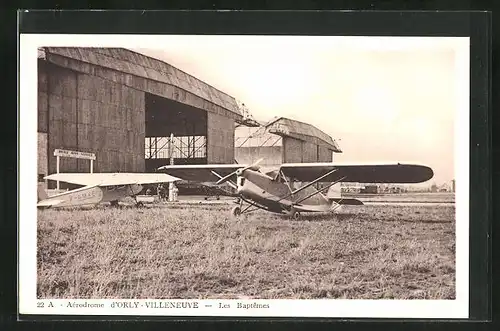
[19,34,470,318]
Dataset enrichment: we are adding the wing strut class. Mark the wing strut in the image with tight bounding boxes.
[210,170,237,189]
[290,168,339,195]
[294,176,346,205]
[279,169,294,193]
[238,196,271,214]
[276,168,339,203]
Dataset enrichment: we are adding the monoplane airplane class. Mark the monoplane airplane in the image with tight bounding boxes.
[158,160,433,219]
[37,172,180,209]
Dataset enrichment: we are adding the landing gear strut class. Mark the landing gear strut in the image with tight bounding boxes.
[132,195,144,208]
[229,197,264,218]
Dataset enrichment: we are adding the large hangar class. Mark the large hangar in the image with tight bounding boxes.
[37,47,243,187]
[235,117,342,167]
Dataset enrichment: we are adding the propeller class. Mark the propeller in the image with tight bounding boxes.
[216,158,264,185]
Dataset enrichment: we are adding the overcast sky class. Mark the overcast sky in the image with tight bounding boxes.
[132,36,464,186]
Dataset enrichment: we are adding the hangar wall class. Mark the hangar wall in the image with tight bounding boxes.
[38,61,145,179]
[302,141,318,162]
[207,112,235,164]
[235,146,283,166]
[282,137,333,163]
[318,145,334,162]
[37,133,48,181]
[282,137,303,163]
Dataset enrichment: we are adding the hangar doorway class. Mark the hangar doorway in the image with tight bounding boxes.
[145,93,208,172]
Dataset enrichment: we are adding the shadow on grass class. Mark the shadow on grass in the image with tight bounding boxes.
[277,212,366,222]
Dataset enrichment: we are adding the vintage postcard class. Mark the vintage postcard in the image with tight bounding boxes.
[19,34,469,318]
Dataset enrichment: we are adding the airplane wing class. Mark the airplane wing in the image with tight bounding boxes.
[280,163,433,183]
[44,173,181,187]
[157,164,245,182]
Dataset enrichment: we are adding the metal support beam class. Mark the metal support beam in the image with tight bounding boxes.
[290,168,339,195]
[276,168,339,204]
[295,177,346,205]
[56,155,60,190]
[169,133,176,202]
[210,170,237,190]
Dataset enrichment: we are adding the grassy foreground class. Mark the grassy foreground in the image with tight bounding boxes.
[37,203,455,300]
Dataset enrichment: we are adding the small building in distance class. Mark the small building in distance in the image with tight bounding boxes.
[430,183,438,193]
[359,185,379,194]
[235,117,342,167]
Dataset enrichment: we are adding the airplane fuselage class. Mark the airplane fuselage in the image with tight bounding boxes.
[38,183,143,208]
[237,169,334,213]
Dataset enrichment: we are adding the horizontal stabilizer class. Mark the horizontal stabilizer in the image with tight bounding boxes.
[329,198,364,206]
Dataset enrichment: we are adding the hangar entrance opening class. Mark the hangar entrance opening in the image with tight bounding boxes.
[145,93,207,172]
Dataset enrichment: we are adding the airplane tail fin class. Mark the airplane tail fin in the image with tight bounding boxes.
[326,182,342,200]
[37,183,49,202]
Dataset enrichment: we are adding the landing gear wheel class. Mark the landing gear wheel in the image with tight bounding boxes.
[231,206,242,218]
[288,209,300,220]
[136,201,144,208]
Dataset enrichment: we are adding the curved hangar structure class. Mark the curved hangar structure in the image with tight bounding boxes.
[37,47,243,188]
[235,116,343,168]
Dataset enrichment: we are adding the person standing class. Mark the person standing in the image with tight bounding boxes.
[157,183,163,202]
[172,183,179,201]
[161,184,167,202]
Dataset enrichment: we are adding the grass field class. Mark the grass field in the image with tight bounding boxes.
[37,201,455,300]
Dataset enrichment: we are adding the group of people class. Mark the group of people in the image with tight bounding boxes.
[145,183,178,202]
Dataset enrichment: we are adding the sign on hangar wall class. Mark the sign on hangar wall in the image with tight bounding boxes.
[53,149,96,160]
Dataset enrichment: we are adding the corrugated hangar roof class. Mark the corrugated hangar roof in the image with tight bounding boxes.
[236,117,342,152]
[39,47,242,118]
